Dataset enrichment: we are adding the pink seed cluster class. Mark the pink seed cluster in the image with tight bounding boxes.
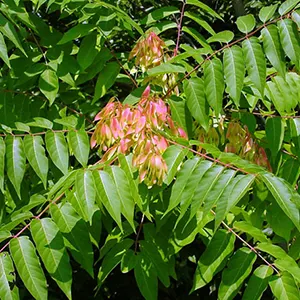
[91,86,187,185]
[129,32,165,73]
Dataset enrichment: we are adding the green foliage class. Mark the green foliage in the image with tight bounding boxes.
[0,0,299,299]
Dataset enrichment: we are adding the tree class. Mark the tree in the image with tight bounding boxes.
[0,0,300,299]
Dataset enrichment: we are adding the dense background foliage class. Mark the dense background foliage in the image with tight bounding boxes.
[0,0,300,299]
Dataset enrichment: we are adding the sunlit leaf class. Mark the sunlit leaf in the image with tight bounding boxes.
[10,236,48,300]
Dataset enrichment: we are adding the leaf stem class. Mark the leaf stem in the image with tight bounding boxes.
[173,0,186,57]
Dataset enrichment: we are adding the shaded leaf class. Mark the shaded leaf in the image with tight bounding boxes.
[265,117,284,158]
[0,32,10,68]
[260,172,300,231]
[218,248,256,300]
[98,239,134,286]
[192,230,235,291]
[134,253,158,300]
[242,265,273,300]
[92,62,120,103]
[39,69,59,105]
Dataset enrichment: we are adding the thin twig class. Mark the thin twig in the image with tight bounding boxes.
[0,89,93,124]
[166,138,253,175]
[163,10,295,99]
[210,210,280,274]
[173,0,186,57]
[134,214,145,254]
[29,28,48,65]
[0,192,65,254]
[229,109,300,119]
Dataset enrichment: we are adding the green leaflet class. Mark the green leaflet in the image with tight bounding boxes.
[140,6,180,25]
[184,12,216,36]
[218,248,256,300]
[0,137,5,193]
[223,45,245,107]
[118,154,144,214]
[242,37,266,97]
[134,253,158,300]
[202,169,236,216]
[50,203,94,278]
[147,63,186,76]
[182,165,224,225]
[269,272,300,300]
[290,118,300,151]
[98,238,134,286]
[58,24,95,44]
[121,249,138,273]
[68,129,89,167]
[45,131,69,175]
[106,166,135,231]
[168,96,193,136]
[92,170,122,230]
[0,32,10,68]
[207,30,234,43]
[260,172,300,231]
[5,135,26,199]
[30,218,72,300]
[279,0,300,15]
[0,252,16,300]
[1,212,33,232]
[92,62,120,103]
[165,157,202,215]
[242,265,273,300]
[204,57,224,116]
[9,236,48,300]
[186,0,223,20]
[259,5,278,23]
[265,117,284,158]
[236,14,256,33]
[140,240,170,287]
[39,69,59,105]
[278,19,300,70]
[261,25,286,77]
[183,77,209,131]
[24,135,48,188]
[256,243,300,283]
[163,145,188,185]
[73,170,96,222]
[77,33,99,71]
[233,221,269,243]
[0,14,26,56]
[215,174,255,230]
[191,230,235,291]
[48,170,77,199]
